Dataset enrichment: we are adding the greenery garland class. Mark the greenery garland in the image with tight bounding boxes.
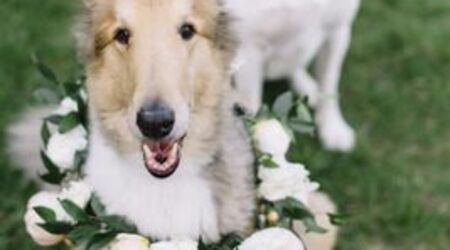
[24,58,336,250]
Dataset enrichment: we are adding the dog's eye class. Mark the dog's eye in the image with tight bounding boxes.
[179,23,196,41]
[114,28,131,45]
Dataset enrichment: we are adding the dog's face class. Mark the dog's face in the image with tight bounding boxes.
[79,0,235,178]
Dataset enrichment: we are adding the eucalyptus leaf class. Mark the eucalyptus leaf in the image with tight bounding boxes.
[258,154,279,169]
[59,199,89,222]
[40,151,65,184]
[272,92,294,120]
[33,206,56,223]
[41,122,51,146]
[256,104,271,119]
[296,103,313,123]
[75,94,88,127]
[100,215,137,233]
[86,231,118,250]
[303,217,327,234]
[67,224,100,246]
[74,150,88,172]
[38,221,73,234]
[35,60,60,86]
[198,233,242,250]
[59,112,80,134]
[64,81,81,96]
[45,114,62,125]
[328,213,351,226]
[89,195,107,217]
[289,118,316,135]
[280,197,327,234]
[280,197,313,220]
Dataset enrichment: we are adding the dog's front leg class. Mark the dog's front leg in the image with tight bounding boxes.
[234,45,264,115]
[314,26,356,152]
[209,119,256,237]
[292,69,321,108]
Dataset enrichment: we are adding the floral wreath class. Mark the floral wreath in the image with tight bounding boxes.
[24,59,339,250]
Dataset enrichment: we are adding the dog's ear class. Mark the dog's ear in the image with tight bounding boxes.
[74,0,96,63]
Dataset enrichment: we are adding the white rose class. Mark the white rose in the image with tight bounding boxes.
[238,228,305,250]
[53,97,78,116]
[253,119,291,156]
[24,192,66,246]
[258,157,319,205]
[46,125,87,170]
[108,234,150,250]
[150,239,198,250]
[59,180,92,209]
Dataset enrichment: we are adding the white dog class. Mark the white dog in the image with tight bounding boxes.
[226,0,361,152]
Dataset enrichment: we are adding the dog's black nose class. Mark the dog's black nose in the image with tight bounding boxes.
[137,102,175,139]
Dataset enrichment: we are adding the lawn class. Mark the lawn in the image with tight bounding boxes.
[1,0,450,249]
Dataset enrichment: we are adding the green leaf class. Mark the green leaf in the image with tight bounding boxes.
[199,233,242,250]
[40,151,59,174]
[75,94,89,127]
[303,217,327,234]
[32,53,60,86]
[258,154,279,169]
[59,112,80,133]
[38,222,73,234]
[74,150,88,172]
[67,224,100,246]
[256,104,271,118]
[86,231,119,250]
[217,233,243,248]
[33,206,56,223]
[328,213,351,226]
[59,199,89,222]
[41,122,51,146]
[296,102,313,123]
[100,215,137,233]
[40,151,65,184]
[272,92,294,120]
[289,119,315,136]
[45,115,63,124]
[89,195,106,217]
[281,198,312,220]
[63,81,81,96]
[280,198,327,234]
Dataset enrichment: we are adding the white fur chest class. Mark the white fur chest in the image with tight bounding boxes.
[85,130,219,241]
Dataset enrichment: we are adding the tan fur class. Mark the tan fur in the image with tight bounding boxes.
[77,0,235,153]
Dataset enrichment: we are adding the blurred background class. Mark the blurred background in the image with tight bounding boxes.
[1,0,449,249]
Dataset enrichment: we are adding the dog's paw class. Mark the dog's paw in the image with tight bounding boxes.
[316,104,356,152]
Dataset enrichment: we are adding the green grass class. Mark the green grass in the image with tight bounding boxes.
[1,0,450,249]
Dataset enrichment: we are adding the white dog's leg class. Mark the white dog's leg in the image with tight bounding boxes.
[234,45,264,115]
[292,69,321,108]
[314,27,356,152]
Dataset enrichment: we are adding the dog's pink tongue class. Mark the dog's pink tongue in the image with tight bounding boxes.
[142,140,180,178]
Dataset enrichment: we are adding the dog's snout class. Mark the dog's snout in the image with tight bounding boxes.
[137,102,175,139]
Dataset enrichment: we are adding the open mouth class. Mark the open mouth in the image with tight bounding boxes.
[141,137,184,178]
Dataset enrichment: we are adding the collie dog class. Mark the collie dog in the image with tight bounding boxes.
[9,0,337,248]
[226,0,361,152]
